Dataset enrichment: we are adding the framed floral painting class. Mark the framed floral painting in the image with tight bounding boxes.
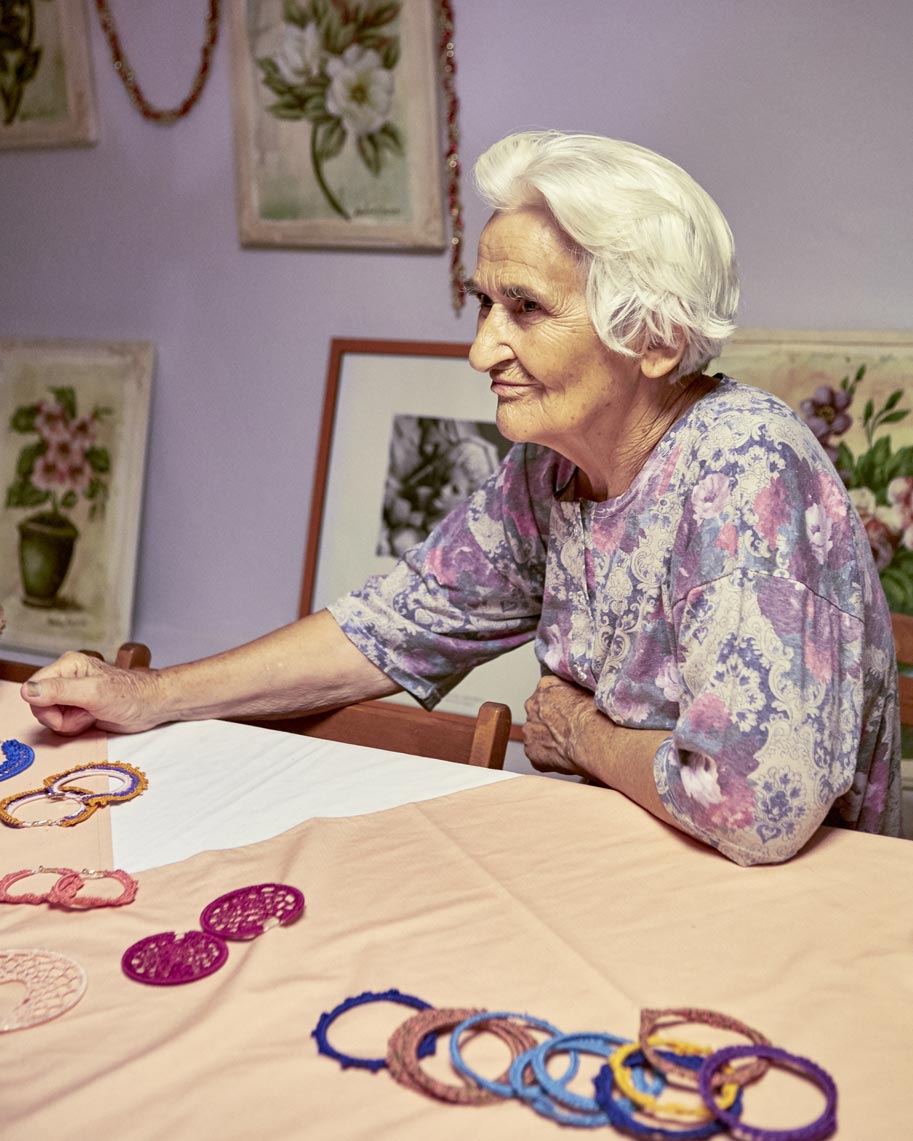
[300,338,540,732]
[0,0,97,149]
[0,339,153,660]
[713,329,913,615]
[228,0,446,249]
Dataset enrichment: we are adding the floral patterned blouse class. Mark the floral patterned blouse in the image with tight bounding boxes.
[330,378,901,865]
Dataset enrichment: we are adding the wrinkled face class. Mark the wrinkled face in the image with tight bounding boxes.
[467,206,640,456]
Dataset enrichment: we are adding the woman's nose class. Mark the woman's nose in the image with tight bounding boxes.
[469,309,513,373]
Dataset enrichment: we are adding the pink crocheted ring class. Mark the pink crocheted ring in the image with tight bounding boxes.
[639,1006,772,1089]
[0,867,138,909]
[199,883,305,941]
[0,868,62,905]
[122,929,229,986]
[386,1007,538,1105]
[0,948,88,1031]
[49,868,138,910]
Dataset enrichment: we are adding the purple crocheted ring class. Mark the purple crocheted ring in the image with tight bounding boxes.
[0,740,35,782]
[199,883,305,941]
[121,929,229,986]
[698,1044,838,1141]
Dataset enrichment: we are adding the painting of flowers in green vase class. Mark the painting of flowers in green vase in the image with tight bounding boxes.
[713,330,913,616]
[229,0,444,249]
[0,340,152,657]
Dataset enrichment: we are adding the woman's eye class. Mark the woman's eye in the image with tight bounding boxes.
[520,299,540,314]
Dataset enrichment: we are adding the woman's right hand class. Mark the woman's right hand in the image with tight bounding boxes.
[20,651,163,736]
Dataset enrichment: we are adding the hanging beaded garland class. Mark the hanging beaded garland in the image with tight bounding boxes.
[437,0,466,315]
[94,2,464,313]
[94,1,221,125]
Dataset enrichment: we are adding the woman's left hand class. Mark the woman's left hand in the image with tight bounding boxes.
[523,675,594,775]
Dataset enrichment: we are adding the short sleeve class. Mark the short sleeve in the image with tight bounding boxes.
[328,444,555,708]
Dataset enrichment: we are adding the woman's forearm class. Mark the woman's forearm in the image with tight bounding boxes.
[523,674,679,830]
[22,610,400,736]
[153,610,400,722]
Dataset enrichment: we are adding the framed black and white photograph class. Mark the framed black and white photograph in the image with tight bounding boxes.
[300,338,540,730]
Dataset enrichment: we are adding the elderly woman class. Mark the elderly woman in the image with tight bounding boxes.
[22,131,901,866]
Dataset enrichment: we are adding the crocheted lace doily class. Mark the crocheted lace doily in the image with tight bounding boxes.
[0,948,87,1031]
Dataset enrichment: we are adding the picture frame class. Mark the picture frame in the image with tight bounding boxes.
[713,328,913,614]
[0,339,153,659]
[228,0,446,250]
[0,0,98,150]
[300,338,540,731]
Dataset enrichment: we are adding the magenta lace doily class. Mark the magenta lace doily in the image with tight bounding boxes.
[199,883,305,941]
[0,948,87,1031]
[121,929,229,986]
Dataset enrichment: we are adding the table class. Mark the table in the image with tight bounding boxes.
[1,685,912,1139]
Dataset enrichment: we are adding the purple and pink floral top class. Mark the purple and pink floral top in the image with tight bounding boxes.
[330,378,901,865]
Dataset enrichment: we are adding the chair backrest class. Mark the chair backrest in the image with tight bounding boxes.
[233,698,513,770]
[891,612,913,727]
[0,641,152,683]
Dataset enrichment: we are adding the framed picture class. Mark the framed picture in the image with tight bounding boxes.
[0,339,153,659]
[301,338,540,731]
[0,0,97,149]
[228,0,446,250]
[713,329,913,614]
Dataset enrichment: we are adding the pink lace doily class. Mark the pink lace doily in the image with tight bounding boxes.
[0,948,87,1031]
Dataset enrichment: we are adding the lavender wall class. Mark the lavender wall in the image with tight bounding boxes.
[1,0,911,672]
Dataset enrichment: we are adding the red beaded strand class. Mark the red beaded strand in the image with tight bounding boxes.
[95,1,221,124]
[437,0,466,314]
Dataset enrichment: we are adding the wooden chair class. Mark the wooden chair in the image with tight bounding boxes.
[0,641,512,769]
[0,641,152,683]
[891,612,913,727]
[233,699,513,770]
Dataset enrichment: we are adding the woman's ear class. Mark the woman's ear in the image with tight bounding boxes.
[640,338,686,380]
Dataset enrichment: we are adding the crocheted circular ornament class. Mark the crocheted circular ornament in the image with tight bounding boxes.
[121,930,228,986]
[199,883,305,941]
[449,1009,571,1100]
[0,788,97,828]
[47,761,147,802]
[0,948,87,1031]
[50,868,138,910]
[0,867,61,905]
[0,739,35,782]
[698,1044,837,1141]
[387,1007,538,1105]
[594,1050,738,1140]
[312,988,438,1072]
[639,1007,771,1089]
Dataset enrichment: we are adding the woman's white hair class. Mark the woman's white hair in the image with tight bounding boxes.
[473,131,739,381]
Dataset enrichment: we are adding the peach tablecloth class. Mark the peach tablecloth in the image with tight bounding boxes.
[2,769,912,1139]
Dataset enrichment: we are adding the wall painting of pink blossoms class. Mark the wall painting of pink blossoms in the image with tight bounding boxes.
[0,340,152,659]
[228,0,445,249]
[713,330,913,616]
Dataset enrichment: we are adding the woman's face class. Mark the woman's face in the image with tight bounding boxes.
[467,206,641,457]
